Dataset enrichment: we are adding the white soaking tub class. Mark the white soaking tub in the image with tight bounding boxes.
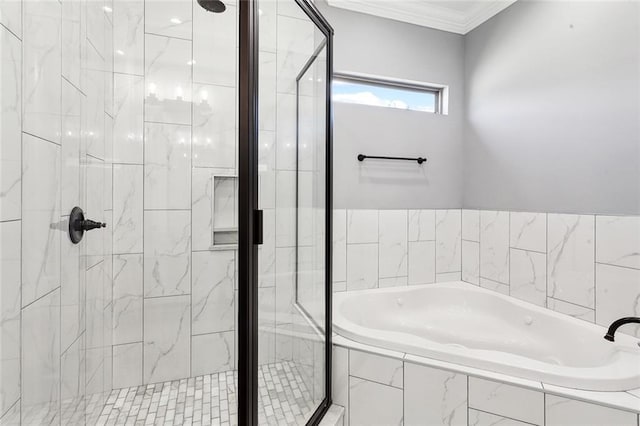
[333,281,640,391]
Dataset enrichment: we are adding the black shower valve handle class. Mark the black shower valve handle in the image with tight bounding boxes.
[79,219,107,231]
[68,206,107,244]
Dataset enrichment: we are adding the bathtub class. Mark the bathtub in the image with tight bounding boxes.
[333,281,640,391]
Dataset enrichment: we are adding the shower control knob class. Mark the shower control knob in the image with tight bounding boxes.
[68,207,107,244]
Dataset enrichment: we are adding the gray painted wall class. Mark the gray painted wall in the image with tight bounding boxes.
[463,0,640,215]
[316,2,465,209]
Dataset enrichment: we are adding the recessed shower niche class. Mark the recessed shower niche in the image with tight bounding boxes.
[211,174,238,249]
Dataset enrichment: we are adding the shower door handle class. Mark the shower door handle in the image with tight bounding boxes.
[254,209,263,245]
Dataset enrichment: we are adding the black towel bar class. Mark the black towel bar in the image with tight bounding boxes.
[357,154,427,164]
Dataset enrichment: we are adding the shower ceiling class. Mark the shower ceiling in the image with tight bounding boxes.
[326,0,517,34]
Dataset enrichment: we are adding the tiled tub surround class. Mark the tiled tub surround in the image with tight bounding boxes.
[333,282,640,391]
[332,336,640,426]
[334,209,640,337]
[333,209,640,424]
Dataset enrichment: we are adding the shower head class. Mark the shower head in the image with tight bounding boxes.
[197,0,226,13]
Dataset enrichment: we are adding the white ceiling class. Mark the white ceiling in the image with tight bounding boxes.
[326,0,518,34]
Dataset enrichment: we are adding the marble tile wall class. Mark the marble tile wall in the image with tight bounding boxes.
[0,0,115,423]
[461,210,640,337]
[333,344,640,426]
[336,209,639,337]
[333,209,463,292]
[110,0,240,390]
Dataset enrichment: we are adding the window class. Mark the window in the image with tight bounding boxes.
[332,73,445,114]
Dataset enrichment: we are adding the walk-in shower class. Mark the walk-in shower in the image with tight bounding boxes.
[0,0,333,424]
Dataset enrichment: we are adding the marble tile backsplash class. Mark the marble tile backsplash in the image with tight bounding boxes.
[337,209,640,337]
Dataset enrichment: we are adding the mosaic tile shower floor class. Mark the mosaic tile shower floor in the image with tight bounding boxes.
[97,361,318,426]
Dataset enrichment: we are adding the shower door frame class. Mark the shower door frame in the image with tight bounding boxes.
[238,0,334,424]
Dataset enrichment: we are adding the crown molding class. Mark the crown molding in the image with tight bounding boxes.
[326,0,518,35]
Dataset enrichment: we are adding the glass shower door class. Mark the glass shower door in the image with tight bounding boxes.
[255,0,332,423]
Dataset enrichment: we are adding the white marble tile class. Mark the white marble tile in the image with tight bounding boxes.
[547,214,595,308]
[480,210,510,284]
[84,43,105,159]
[145,0,192,39]
[544,384,640,414]
[145,34,192,125]
[192,84,236,168]
[408,241,436,285]
[596,215,640,270]
[104,17,114,118]
[23,0,61,144]
[462,240,480,285]
[276,15,315,95]
[468,409,531,426]
[192,251,235,335]
[112,342,142,389]
[436,271,462,282]
[404,362,467,426]
[60,334,85,416]
[113,0,144,75]
[547,298,594,323]
[21,288,60,424]
[22,134,61,307]
[436,209,462,273]
[408,209,435,242]
[595,263,640,337]
[86,0,105,59]
[143,295,190,383]
[0,24,21,222]
[379,276,408,288]
[332,346,349,422]
[191,331,235,376]
[192,167,214,251]
[378,210,408,279]
[113,73,144,164]
[83,162,105,267]
[112,254,143,345]
[60,218,81,352]
[259,208,275,288]
[333,209,347,283]
[193,1,236,86]
[61,79,82,213]
[469,377,544,425]
[479,277,509,295]
[347,210,378,244]
[85,261,105,351]
[274,247,294,327]
[349,377,403,426]
[144,122,191,209]
[545,394,637,426]
[143,210,191,297]
[349,350,403,388]
[275,170,296,247]
[84,347,105,410]
[113,164,143,254]
[258,287,276,365]
[462,209,480,242]
[0,221,20,417]
[510,249,547,307]
[275,93,296,171]
[61,0,82,90]
[510,212,546,253]
[0,0,21,37]
[259,51,277,131]
[346,243,378,291]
